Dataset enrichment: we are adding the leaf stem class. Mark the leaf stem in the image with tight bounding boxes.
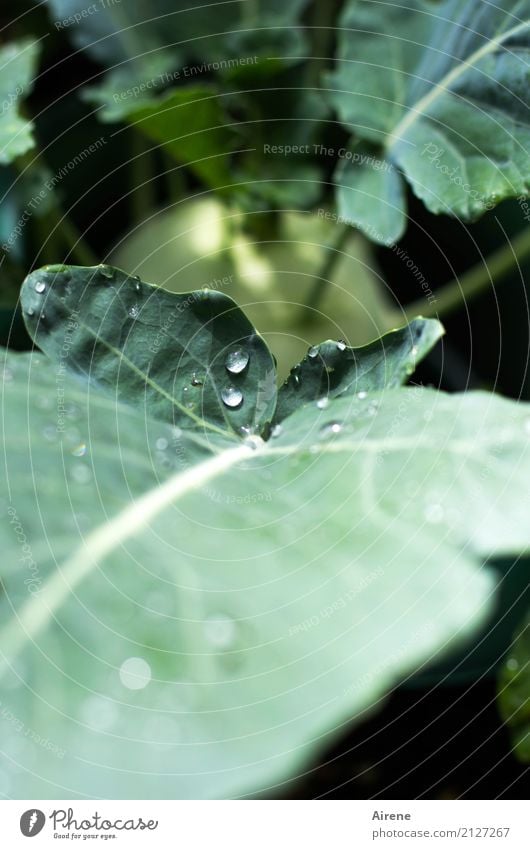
[401,225,530,322]
[303,223,351,318]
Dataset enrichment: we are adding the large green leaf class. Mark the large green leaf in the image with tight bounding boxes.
[498,609,530,761]
[20,264,276,437]
[0,40,40,165]
[326,0,530,244]
[274,317,443,424]
[6,347,530,798]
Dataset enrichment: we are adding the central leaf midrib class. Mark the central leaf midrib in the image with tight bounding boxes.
[386,18,530,150]
[0,420,516,679]
[75,316,236,440]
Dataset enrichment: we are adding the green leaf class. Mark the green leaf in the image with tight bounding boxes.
[498,610,530,762]
[0,40,40,165]
[48,0,310,125]
[274,317,444,424]
[335,149,407,246]
[20,264,277,437]
[6,348,530,798]
[326,0,530,244]
[119,86,235,189]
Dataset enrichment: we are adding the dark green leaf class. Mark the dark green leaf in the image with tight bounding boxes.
[326,0,530,244]
[119,86,235,189]
[20,264,277,437]
[0,40,40,165]
[274,317,444,423]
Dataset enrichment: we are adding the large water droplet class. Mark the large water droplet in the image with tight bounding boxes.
[204,614,237,649]
[336,340,347,352]
[319,421,342,438]
[156,437,169,451]
[507,658,519,672]
[119,656,152,690]
[225,348,249,374]
[221,386,243,408]
[357,391,367,400]
[316,396,329,409]
[34,280,46,294]
[308,345,319,359]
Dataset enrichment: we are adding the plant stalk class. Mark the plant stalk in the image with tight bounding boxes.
[401,225,530,322]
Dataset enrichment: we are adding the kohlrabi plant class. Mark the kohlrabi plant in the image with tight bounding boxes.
[1,0,529,799]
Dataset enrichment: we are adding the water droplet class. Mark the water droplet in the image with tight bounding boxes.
[337,340,347,352]
[119,656,151,690]
[244,435,263,450]
[319,421,342,438]
[424,503,444,524]
[357,391,367,400]
[191,373,204,386]
[411,345,418,357]
[98,265,114,280]
[80,695,118,731]
[129,305,140,319]
[26,307,35,317]
[36,395,53,410]
[181,386,197,411]
[42,424,58,442]
[156,451,173,468]
[316,396,329,409]
[291,365,302,389]
[271,424,282,438]
[34,280,46,294]
[70,463,92,484]
[156,437,169,450]
[238,425,252,437]
[225,348,249,375]
[507,658,519,672]
[71,443,87,457]
[308,345,319,359]
[221,386,243,409]
[204,614,237,649]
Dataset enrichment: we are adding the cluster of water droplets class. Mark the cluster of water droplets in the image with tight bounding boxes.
[221,347,250,411]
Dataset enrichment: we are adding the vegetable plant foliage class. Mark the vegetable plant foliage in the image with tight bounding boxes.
[0,0,529,801]
[0,266,529,797]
